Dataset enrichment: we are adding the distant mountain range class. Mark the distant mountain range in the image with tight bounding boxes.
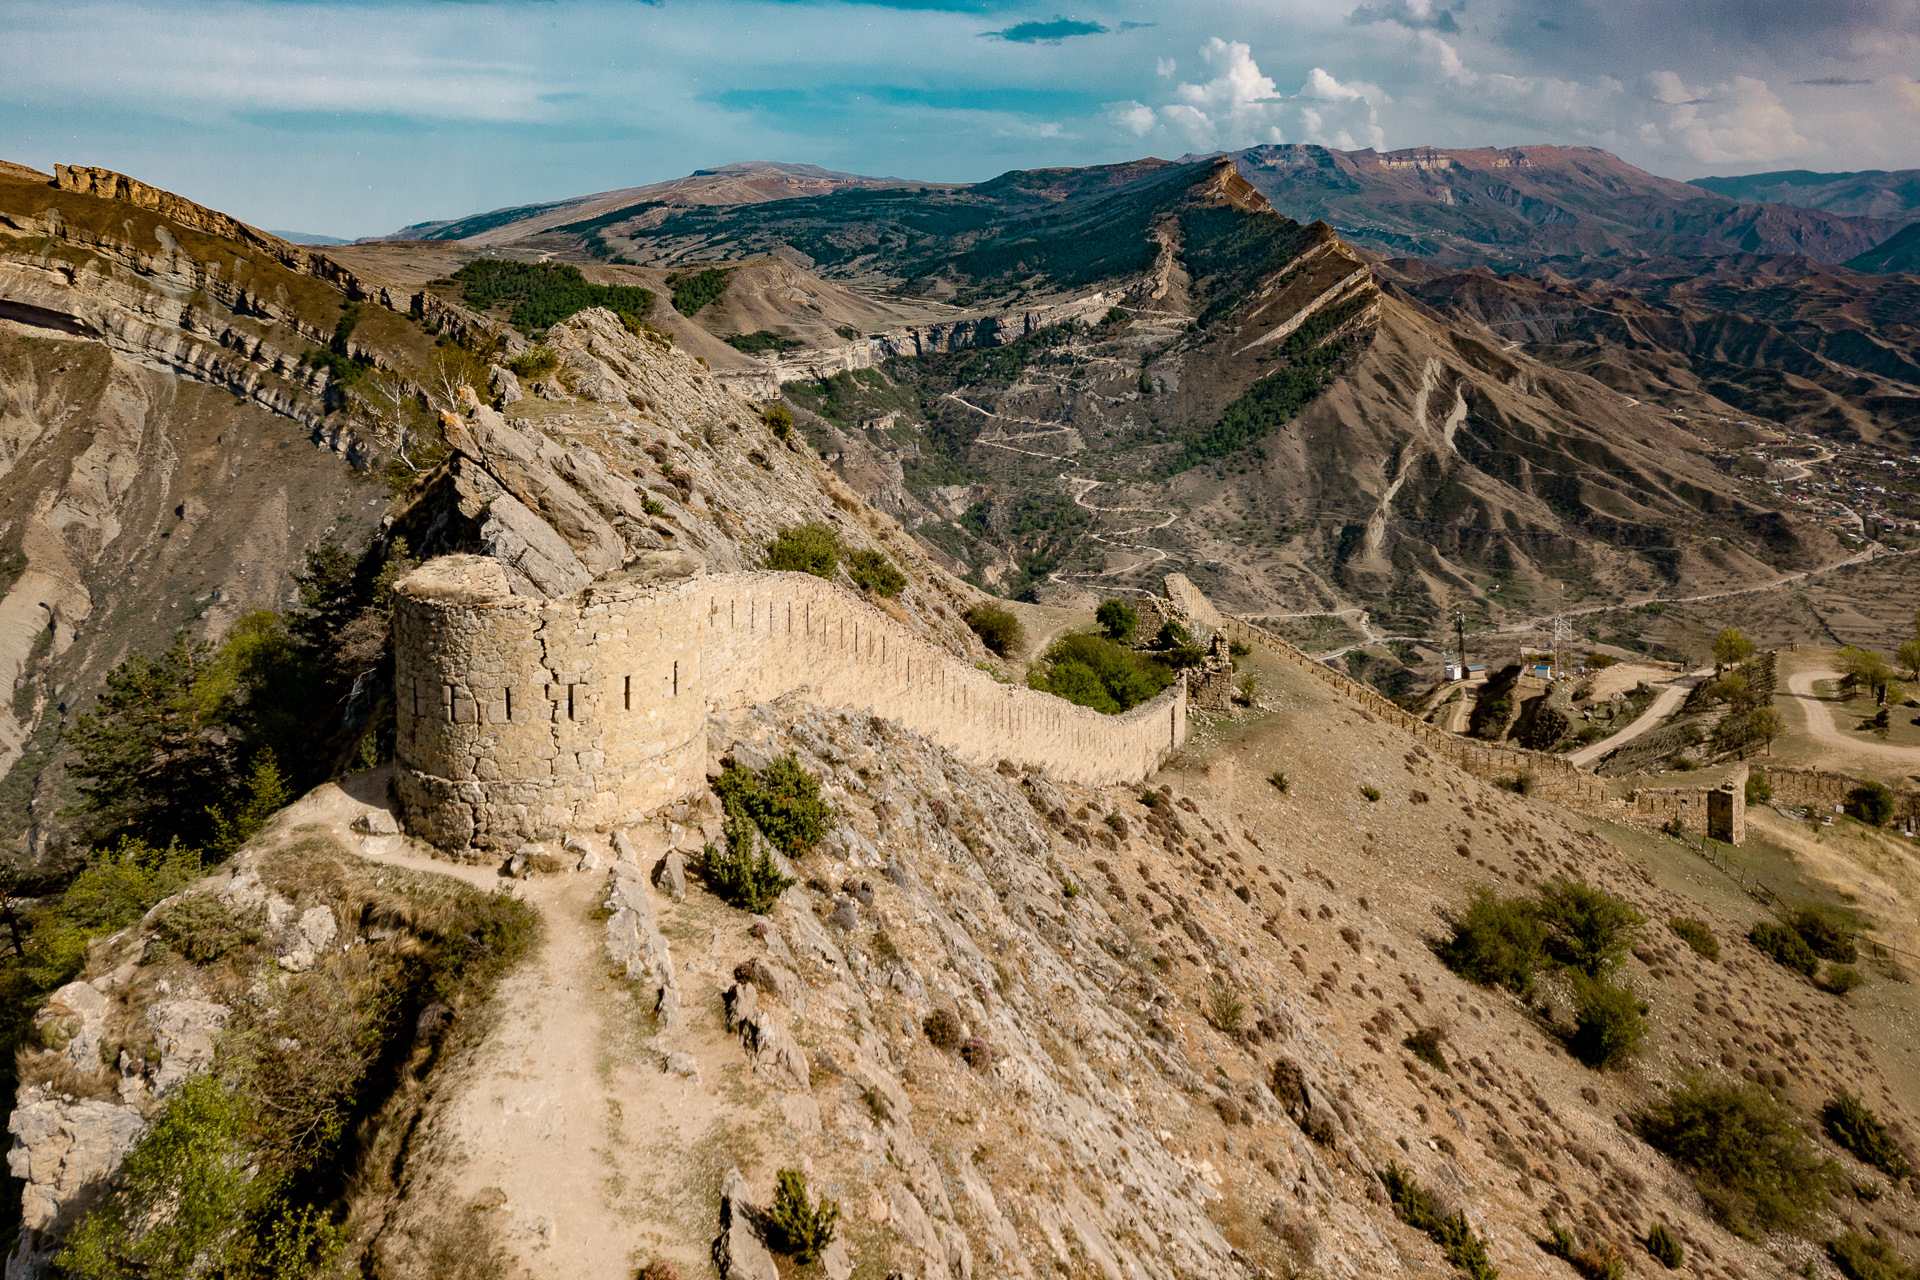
[386,146,1920,277]
[267,229,350,245]
[1690,168,1920,219]
[378,161,942,246]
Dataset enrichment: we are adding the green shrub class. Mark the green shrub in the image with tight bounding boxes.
[846,549,905,597]
[1360,785,1381,802]
[765,523,842,578]
[1639,1075,1835,1236]
[1403,1028,1449,1074]
[1150,619,1205,669]
[1750,921,1820,977]
[1206,986,1244,1033]
[704,763,810,913]
[1848,782,1896,826]
[1669,917,1719,960]
[61,1075,272,1280]
[762,401,795,440]
[1568,975,1645,1069]
[1267,771,1289,793]
[702,833,792,915]
[966,604,1024,657]
[766,1168,839,1265]
[1791,908,1858,963]
[1438,888,1545,994]
[1028,632,1174,714]
[1745,773,1773,805]
[1821,965,1866,996]
[506,344,560,379]
[714,756,832,860]
[1822,1092,1912,1179]
[1826,1232,1917,1280]
[1379,1163,1498,1280]
[151,895,264,965]
[1645,1221,1684,1269]
[1536,879,1645,978]
[1496,773,1534,795]
[1095,598,1138,642]
[1544,1223,1626,1280]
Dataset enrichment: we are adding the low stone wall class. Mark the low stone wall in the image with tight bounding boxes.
[394,557,1186,852]
[1755,765,1920,827]
[1215,606,1618,815]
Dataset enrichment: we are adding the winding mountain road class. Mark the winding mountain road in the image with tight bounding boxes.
[1786,668,1920,769]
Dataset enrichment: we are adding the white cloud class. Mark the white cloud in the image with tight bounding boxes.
[1642,73,1808,162]
[1114,39,1402,153]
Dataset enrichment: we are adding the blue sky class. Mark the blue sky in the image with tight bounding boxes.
[4,0,1917,237]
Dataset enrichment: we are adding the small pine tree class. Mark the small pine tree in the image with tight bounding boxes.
[207,751,292,860]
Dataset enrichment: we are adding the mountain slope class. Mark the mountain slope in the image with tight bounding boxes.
[601,159,1848,631]
[1847,220,1920,275]
[1223,144,1905,268]
[379,161,942,247]
[1692,168,1920,220]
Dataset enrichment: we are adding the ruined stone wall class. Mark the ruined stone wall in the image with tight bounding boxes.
[1215,610,1618,816]
[394,557,1186,852]
[1755,765,1920,826]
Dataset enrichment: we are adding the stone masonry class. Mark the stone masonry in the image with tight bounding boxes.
[393,555,1188,852]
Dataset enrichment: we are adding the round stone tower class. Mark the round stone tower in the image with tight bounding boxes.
[392,554,708,852]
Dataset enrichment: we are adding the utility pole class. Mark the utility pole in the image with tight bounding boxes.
[1455,610,1467,680]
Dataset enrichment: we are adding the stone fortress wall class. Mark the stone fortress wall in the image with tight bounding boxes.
[393,556,1186,852]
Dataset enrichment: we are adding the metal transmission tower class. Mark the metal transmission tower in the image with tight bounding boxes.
[1551,587,1573,680]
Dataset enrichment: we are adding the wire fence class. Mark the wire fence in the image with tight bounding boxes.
[1674,820,1918,975]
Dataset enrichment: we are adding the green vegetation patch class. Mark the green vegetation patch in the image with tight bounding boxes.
[1822,1092,1912,1180]
[1669,917,1720,961]
[725,330,803,355]
[1639,1075,1834,1236]
[1750,920,1820,977]
[1567,974,1645,1069]
[1379,1163,1498,1279]
[846,549,905,597]
[1171,311,1367,473]
[707,754,832,914]
[669,266,733,316]
[767,1169,839,1265]
[1826,1232,1918,1280]
[1027,632,1175,715]
[449,260,655,334]
[764,523,842,578]
[1437,888,1547,995]
[966,605,1024,657]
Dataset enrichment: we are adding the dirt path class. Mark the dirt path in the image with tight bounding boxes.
[290,777,746,1279]
[1785,667,1920,770]
[1567,670,1704,768]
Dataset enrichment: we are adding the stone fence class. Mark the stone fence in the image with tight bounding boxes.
[1755,765,1920,828]
[393,557,1186,852]
[1207,601,1617,814]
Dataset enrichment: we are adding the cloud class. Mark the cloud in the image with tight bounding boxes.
[984,16,1108,44]
[1643,72,1808,162]
[1797,76,1874,85]
[1347,0,1461,33]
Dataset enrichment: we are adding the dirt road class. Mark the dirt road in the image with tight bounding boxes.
[1785,668,1920,769]
[1567,671,1704,768]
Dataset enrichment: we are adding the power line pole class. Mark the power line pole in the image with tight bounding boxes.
[1455,610,1467,680]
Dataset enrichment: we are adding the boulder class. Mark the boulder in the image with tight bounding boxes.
[351,809,400,836]
[653,850,687,900]
[713,1167,778,1280]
